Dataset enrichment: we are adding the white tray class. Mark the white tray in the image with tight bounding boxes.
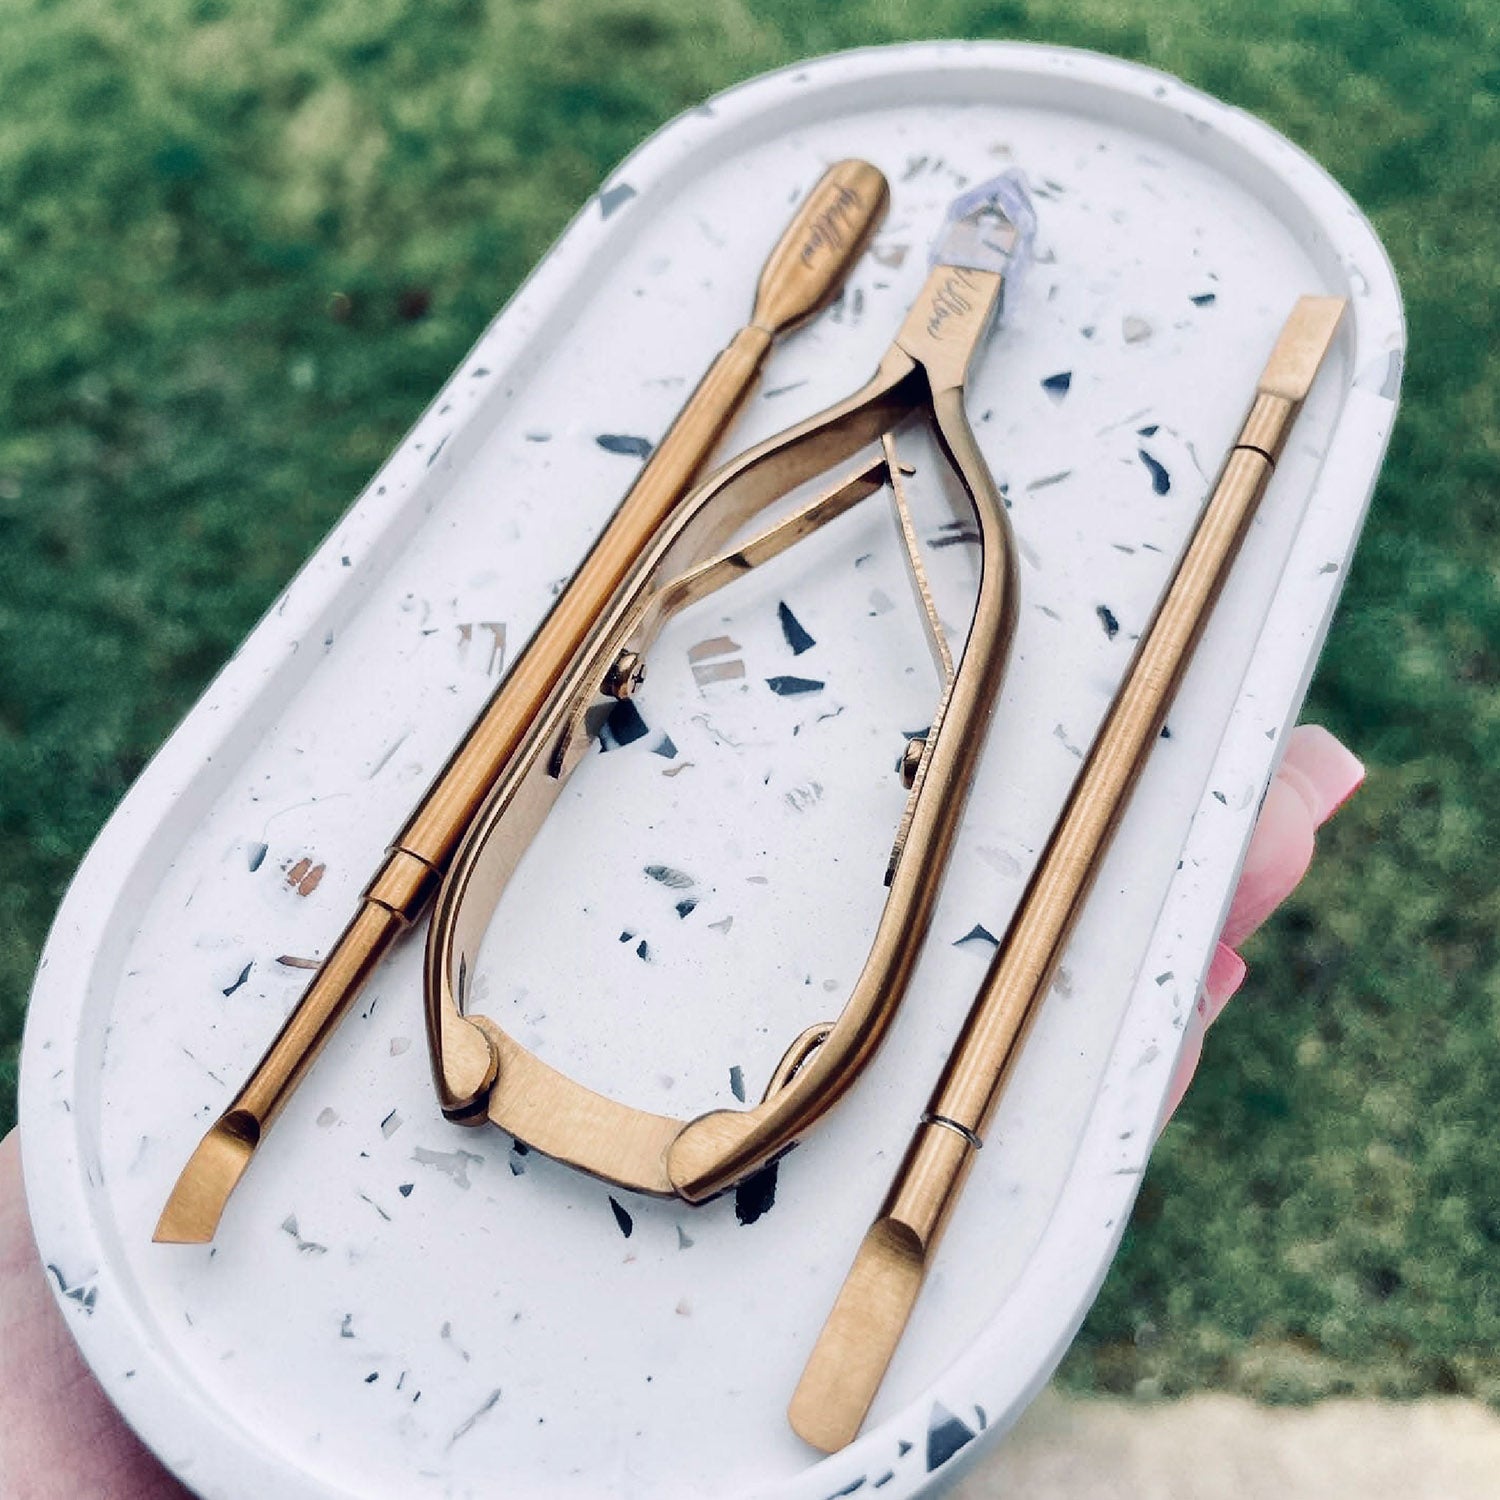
[21,40,1401,1500]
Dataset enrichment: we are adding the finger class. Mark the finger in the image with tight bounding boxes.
[1165,728,1361,1126]
[1220,774,1316,948]
[0,1129,192,1500]
[1161,941,1249,1123]
[1219,726,1363,949]
[1278,723,1366,825]
[1202,940,1248,1028]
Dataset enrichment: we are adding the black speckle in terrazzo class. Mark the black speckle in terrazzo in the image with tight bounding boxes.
[46,1264,98,1314]
[619,929,634,943]
[595,433,653,459]
[676,1223,695,1250]
[974,1404,988,1430]
[1097,604,1120,639]
[734,1160,780,1225]
[281,1214,329,1254]
[675,897,698,919]
[598,181,637,219]
[1027,469,1072,492]
[729,1064,746,1102]
[1137,423,1159,437]
[448,1388,502,1448]
[398,1182,414,1197]
[411,1146,482,1189]
[636,939,651,962]
[897,1440,912,1457]
[929,526,982,550]
[652,733,678,759]
[247,841,267,872]
[365,1371,379,1384]
[766,675,824,697]
[222,961,252,997]
[644,864,693,889]
[925,1402,977,1470]
[954,923,1000,950]
[1138,449,1171,494]
[523,430,551,443]
[1041,371,1072,401]
[599,698,649,751]
[1190,292,1217,306]
[1156,971,1175,986]
[764,379,809,399]
[823,1479,867,1497]
[777,601,817,655]
[872,1473,895,1489]
[1161,724,1172,739]
[1212,789,1228,804]
[340,1314,354,1338]
[609,1196,634,1238]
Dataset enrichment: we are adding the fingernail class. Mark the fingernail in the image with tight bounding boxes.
[1281,725,1365,826]
[1203,942,1247,1026]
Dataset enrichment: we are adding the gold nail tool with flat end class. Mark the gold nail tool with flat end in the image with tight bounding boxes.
[155,160,890,1245]
[422,173,1038,1203]
[789,294,1349,1453]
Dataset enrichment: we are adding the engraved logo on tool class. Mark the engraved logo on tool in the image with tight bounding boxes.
[924,267,981,340]
[799,184,864,266]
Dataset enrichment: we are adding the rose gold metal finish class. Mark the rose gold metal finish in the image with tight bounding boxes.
[425,178,1037,1205]
[154,161,891,1244]
[423,178,1032,1206]
[789,294,1348,1451]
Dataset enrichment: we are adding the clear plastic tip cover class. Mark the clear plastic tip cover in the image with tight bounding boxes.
[930,170,1037,289]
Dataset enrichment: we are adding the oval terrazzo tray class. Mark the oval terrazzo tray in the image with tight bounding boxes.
[21,41,1401,1500]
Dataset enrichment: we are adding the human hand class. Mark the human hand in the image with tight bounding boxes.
[1162,723,1365,1122]
[0,1128,191,1500]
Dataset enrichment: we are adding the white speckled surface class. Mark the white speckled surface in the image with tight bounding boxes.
[20,42,1401,1500]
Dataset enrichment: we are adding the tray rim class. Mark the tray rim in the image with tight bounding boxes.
[19,38,1404,1500]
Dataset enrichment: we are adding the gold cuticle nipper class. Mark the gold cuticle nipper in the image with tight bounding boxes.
[424,173,1039,1205]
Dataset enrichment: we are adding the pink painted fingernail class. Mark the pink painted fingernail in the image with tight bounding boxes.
[1279,724,1365,826]
[1203,941,1247,1027]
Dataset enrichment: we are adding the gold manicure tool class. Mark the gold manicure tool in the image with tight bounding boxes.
[788,294,1349,1452]
[420,172,1038,1203]
[156,159,890,1244]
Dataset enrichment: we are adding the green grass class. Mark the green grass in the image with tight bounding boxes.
[2,0,1497,1403]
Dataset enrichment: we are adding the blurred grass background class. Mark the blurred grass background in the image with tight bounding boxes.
[2,0,1496,1405]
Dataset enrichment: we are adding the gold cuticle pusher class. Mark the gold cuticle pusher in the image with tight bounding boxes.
[155,160,890,1245]
[422,173,1038,1204]
[788,294,1349,1453]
